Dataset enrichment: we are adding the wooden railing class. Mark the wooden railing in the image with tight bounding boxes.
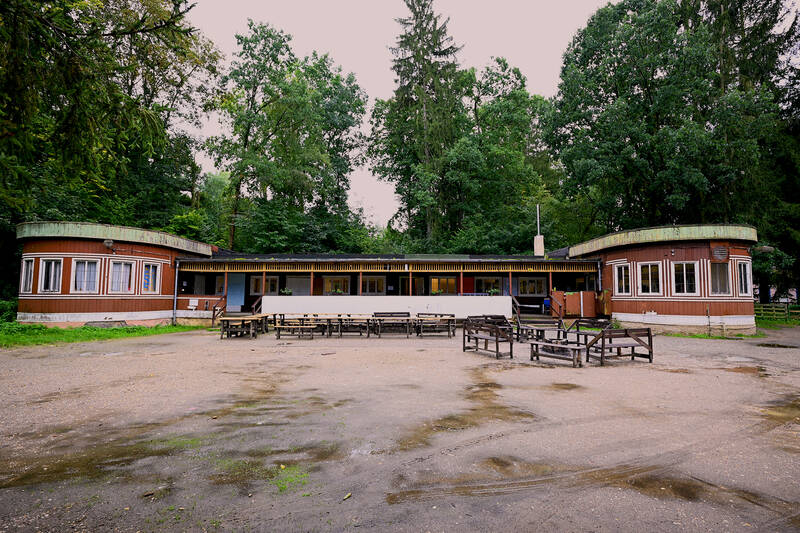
[754,302,799,321]
[211,295,227,326]
[550,294,564,318]
[251,295,264,315]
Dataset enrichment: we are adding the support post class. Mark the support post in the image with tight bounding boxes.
[508,271,512,296]
[548,271,553,294]
[310,272,314,296]
[459,271,463,296]
[171,259,179,325]
[262,271,266,298]
[408,266,413,295]
[358,271,362,295]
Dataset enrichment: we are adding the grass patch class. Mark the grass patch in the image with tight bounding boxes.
[755,318,800,329]
[270,464,309,493]
[0,322,204,348]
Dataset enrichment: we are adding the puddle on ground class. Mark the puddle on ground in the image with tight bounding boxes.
[723,366,769,377]
[658,368,692,374]
[394,369,533,450]
[544,383,584,391]
[762,396,800,424]
[756,343,797,349]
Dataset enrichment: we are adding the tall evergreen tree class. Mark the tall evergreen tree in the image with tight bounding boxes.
[369,0,468,241]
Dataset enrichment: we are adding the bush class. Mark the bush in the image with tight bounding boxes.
[0,300,17,322]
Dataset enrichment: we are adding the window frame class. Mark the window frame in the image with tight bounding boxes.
[737,261,752,296]
[141,262,161,294]
[709,261,732,296]
[671,261,699,297]
[430,276,457,295]
[108,260,136,294]
[38,258,63,294]
[71,258,100,294]
[323,276,350,295]
[474,277,501,294]
[518,277,547,296]
[637,262,663,296]
[361,276,386,296]
[613,264,632,296]
[20,258,34,294]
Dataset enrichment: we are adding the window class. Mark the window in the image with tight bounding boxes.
[710,262,730,295]
[215,275,225,295]
[72,259,99,293]
[142,263,160,293]
[430,276,457,294]
[639,263,661,294]
[20,258,34,293]
[361,276,386,295]
[250,276,263,295]
[109,261,134,293]
[738,262,751,295]
[615,264,631,295]
[39,259,62,293]
[250,276,278,295]
[324,277,349,295]
[475,277,501,294]
[519,277,546,296]
[672,262,697,295]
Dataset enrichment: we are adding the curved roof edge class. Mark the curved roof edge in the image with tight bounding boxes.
[569,224,758,258]
[17,221,213,257]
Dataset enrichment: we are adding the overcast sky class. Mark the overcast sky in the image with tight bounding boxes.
[187,0,610,226]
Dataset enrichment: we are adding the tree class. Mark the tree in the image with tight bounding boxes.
[206,20,369,253]
[369,0,468,241]
[547,0,793,228]
[0,0,218,297]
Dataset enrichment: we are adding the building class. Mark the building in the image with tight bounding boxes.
[15,221,757,334]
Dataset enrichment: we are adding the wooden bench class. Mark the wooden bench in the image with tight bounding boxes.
[372,312,412,338]
[529,339,583,367]
[463,317,514,359]
[564,318,611,346]
[516,316,565,342]
[219,316,259,339]
[275,323,317,339]
[415,313,456,337]
[585,328,653,365]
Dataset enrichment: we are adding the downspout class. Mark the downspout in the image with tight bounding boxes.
[172,259,179,326]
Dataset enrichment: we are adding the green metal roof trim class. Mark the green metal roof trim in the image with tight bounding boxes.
[568,224,758,258]
[17,221,213,256]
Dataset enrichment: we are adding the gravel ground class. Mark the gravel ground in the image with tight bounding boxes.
[0,326,798,532]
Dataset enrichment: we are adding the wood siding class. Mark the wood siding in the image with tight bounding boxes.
[17,238,204,314]
[593,240,753,317]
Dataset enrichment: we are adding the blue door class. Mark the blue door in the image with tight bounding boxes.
[227,273,245,312]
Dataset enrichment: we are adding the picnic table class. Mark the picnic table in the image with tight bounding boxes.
[219,315,260,339]
[372,312,412,338]
[516,316,565,342]
[415,313,456,337]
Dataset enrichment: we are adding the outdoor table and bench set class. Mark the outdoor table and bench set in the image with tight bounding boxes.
[463,315,653,367]
[220,312,456,340]
[219,310,653,367]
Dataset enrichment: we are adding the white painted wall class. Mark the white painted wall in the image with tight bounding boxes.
[612,312,755,327]
[260,295,512,318]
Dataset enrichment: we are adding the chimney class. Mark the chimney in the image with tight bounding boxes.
[534,235,545,256]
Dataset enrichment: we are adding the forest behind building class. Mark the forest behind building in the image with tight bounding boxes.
[1,0,798,301]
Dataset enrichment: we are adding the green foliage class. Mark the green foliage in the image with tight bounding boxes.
[0,323,203,348]
[0,0,220,295]
[0,300,17,322]
[206,20,369,252]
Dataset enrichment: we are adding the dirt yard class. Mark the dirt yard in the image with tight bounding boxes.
[0,326,798,532]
